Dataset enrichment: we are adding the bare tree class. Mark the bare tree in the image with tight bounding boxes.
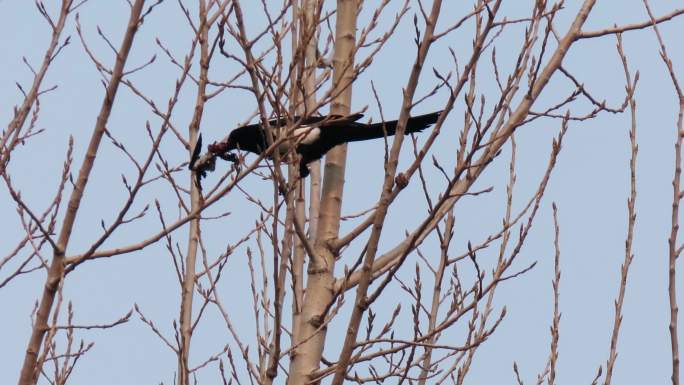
[3,1,684,385]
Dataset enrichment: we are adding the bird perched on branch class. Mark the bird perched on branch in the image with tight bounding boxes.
[190,110,442,179]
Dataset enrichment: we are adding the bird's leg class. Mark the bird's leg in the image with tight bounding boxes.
[299,161,310,178]
[231,157,242,176]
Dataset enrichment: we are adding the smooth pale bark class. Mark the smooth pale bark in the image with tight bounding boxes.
[290,0,320,365]
[287,1,358,384]
[178,2,211,384]
[304,0,321,242]
[330,1,446,382]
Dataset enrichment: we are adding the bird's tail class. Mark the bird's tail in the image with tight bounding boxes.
[341,110,442,142]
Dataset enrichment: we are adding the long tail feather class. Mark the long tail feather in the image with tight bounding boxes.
[340,110,441,143]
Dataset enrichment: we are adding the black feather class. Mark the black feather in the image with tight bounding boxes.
[189,133,203,170]
[213,111,442,178]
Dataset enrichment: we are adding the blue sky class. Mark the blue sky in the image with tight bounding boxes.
[2,1,684,384]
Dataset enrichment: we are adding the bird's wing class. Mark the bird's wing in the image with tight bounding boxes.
[229,124,267,154]
[265,115,328,128]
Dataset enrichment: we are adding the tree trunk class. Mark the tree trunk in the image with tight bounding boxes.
[287,1,358,384]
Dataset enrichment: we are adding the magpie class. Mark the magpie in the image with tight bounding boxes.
[191,110,441,178]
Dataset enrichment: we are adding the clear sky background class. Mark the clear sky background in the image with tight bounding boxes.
[2,1,684,384]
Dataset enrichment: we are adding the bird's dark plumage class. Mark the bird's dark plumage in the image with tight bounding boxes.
[204,111,441,177]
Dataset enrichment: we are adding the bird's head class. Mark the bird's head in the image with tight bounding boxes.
[208,137,238,163]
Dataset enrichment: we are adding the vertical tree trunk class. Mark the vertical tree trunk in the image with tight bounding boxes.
[290,0,320,358]
[288,1,358,384]
[304,0,322,241]
[178,2,210,384]
[330,1,444,382]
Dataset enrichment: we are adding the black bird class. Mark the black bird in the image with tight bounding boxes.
[195,110,441,178]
